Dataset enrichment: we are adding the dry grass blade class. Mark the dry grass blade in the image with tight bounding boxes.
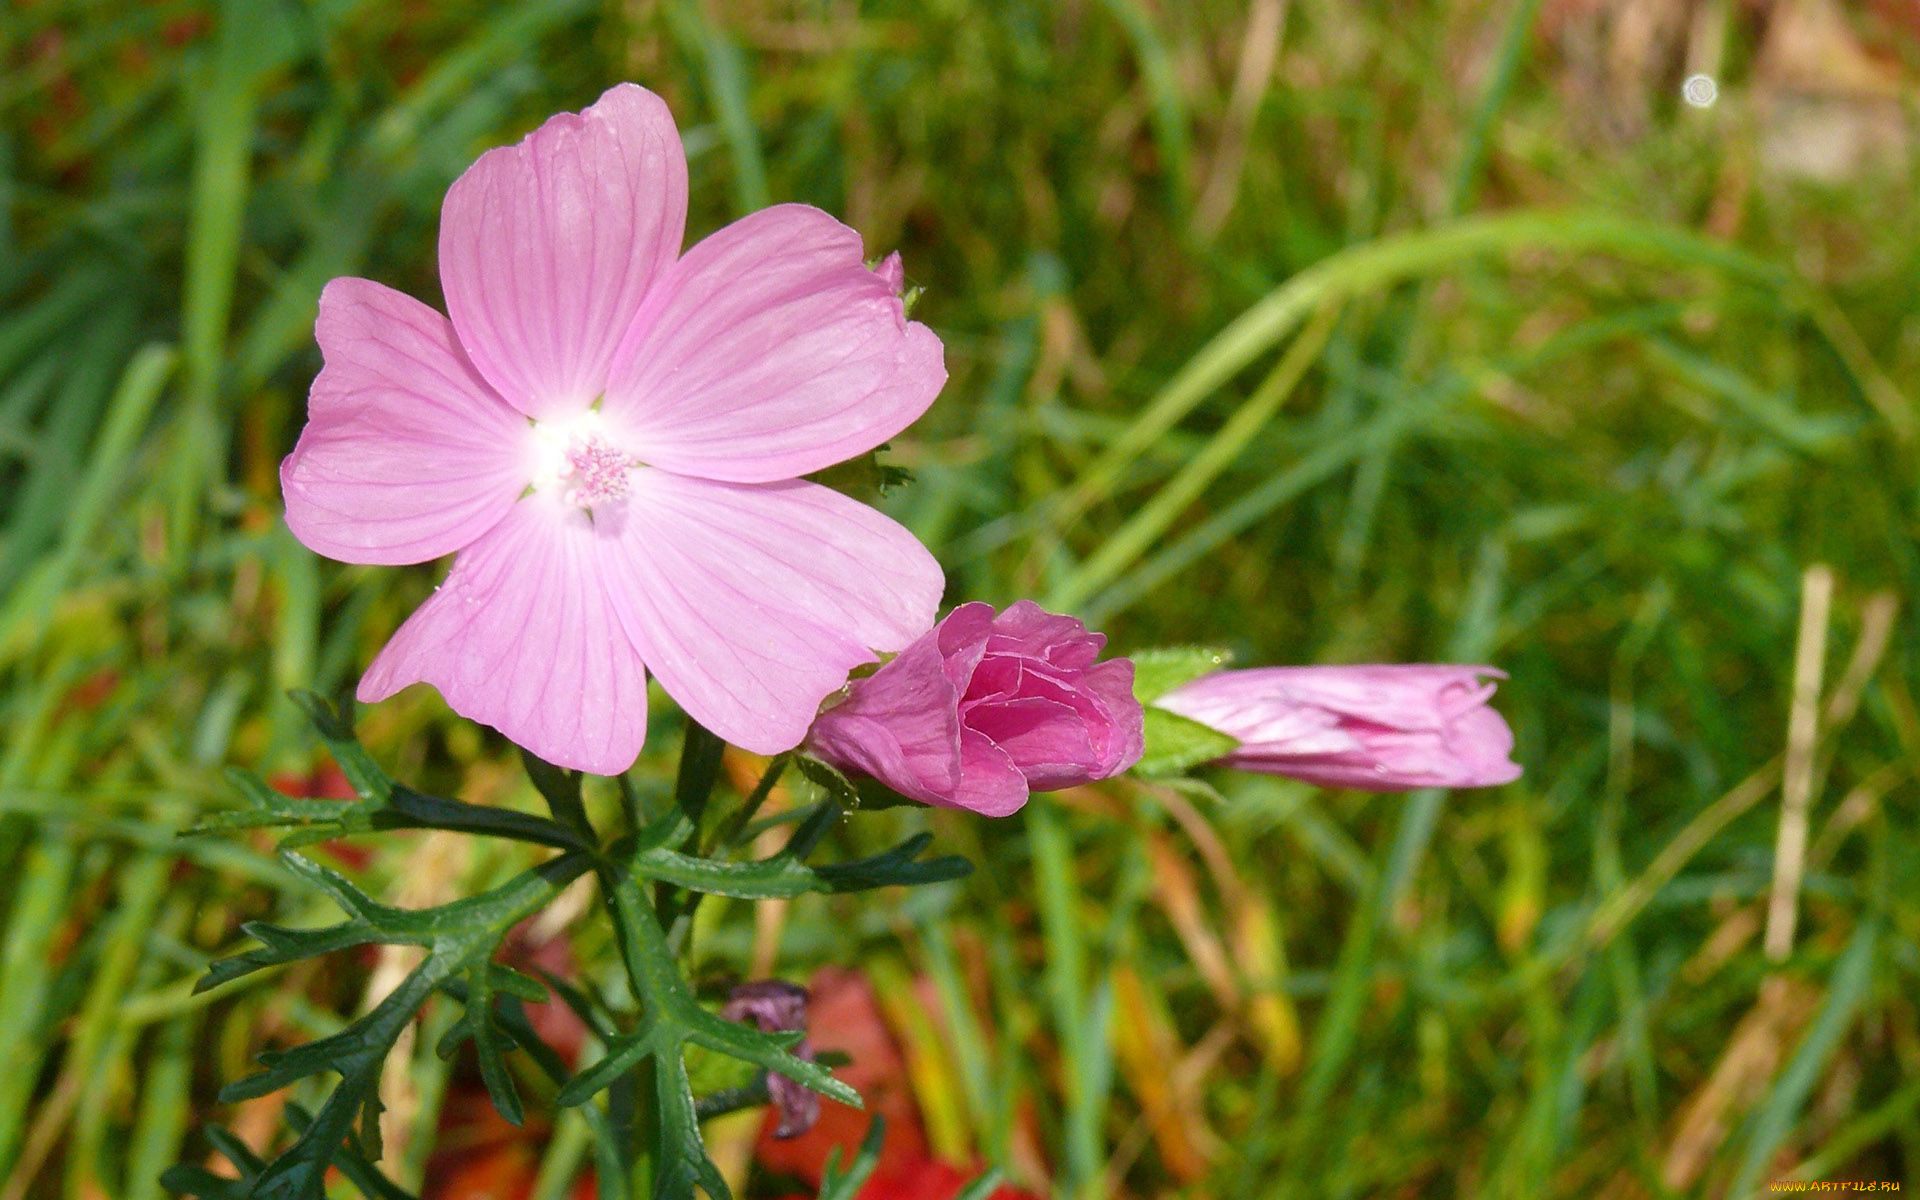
[1763,565,1833,963]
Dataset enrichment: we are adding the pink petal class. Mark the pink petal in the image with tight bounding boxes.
[601,473,943,754]
[439,83,687,418]
[358,500,649,775]
[963,695,1098,789]
[955,729,1031,817]
[603,205,945,483]
[282,278,529,565]
[987,599,1106,668]
[934,602,997,694]
[806,630,967,804]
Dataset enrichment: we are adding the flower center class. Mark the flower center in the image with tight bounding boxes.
[529,411,639,510]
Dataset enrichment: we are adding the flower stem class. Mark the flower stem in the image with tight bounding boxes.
[673,720,725,830]
[708,752,790,855]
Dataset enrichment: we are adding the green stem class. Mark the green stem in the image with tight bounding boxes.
[600,859,679,1197]
[673,721,725,832]
[707,753,790,855]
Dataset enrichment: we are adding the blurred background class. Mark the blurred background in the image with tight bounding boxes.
[4,0,1919,1196]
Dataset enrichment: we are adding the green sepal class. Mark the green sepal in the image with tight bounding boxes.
[1135,706,1241,776]
[1128,646,1234,703]
[806,447,913,503]
[794,754,859,808]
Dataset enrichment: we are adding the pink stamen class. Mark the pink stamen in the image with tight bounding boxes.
[564,434,634,507]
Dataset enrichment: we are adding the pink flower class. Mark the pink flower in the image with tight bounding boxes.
[281,84,946,773]
[1155,665,1522,790]
[806,601,1144,817]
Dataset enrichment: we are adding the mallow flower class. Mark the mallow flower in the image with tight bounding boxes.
[281,84,946,773]
[806,601,1144,817]
[1154,665,1521,789]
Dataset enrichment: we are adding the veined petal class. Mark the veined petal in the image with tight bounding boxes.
[955,729,1030,817]
[602,473,943,754]
[439,83,687,418]
[604,205,945,483]
[963,695,1096,789]
[282,278,528,565]
[358,500,649,775]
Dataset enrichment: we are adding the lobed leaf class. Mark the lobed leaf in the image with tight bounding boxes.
[173,850,588,1199]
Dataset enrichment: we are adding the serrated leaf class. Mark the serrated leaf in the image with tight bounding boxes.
[203,1128,267,1175]
[530,968,617,1041]
[443,983,626,1193]
[485,963,549,1003]
[559,849,871,1197]
[691,1079,771,1122]
[165,1100,421,1200]
[1129,646,1234,703]
[1135,707,1240,776]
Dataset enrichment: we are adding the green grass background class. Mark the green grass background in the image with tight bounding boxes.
[3,0,1919,1195]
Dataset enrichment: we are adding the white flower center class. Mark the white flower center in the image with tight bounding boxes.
[529,411,639,509]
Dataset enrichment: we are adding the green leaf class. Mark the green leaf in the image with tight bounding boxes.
[1128,646,1234,703]
[465,964,526,1126]
[1135,706,1240,776]
[558,849,867,1197]
[162,1107,419,1200]
[446,979,628,1198]
[682,1007,859,1107]
[187,703,589,853]
[812,834,973,891]
[953,1167,1008,1200]
[816,1114,887,1200]
[173,851,589,1199]
[629,831,970,900]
